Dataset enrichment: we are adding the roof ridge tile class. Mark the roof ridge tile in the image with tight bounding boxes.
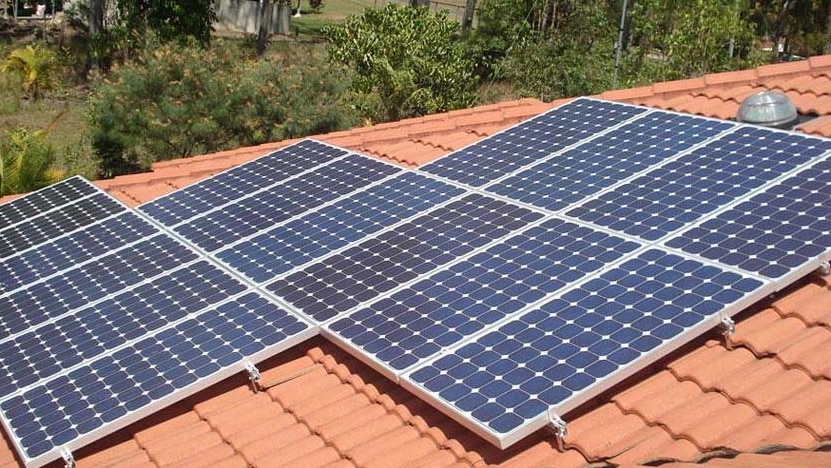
[758,60,813,77]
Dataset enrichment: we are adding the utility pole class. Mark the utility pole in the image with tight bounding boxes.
[612,0,628,89]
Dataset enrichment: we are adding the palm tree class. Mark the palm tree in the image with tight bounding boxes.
[0,129,63,196]
[2,44,56,100]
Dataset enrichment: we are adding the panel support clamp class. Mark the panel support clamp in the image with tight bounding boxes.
[61,446,75,468]
[547,413,568,452]
[720,316,736,350]
[819,261,830,277]
[244,360,262,393]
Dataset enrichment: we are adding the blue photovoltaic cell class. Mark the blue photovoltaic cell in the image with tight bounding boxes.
[487,112,734,211]
[0,177,97,230]
[0,291,309,460]
[139,140,347,227]
[0,235,199,340]
[217,172,465,284]
[328,219,640,371]
[0,261,246,396]
[567,126,831,241]
[268,194,543,322]
[406,249,764,437]
[0,192,125,258]
[0,213,158,292]
[666,157,831,278]
[173,155,401,252]
[420,98,647,187]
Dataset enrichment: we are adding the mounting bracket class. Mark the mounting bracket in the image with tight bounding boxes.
[244,360,262,393]
[547,413,568,452]
[720,316,736,350]
[61,446,75,468]
[819,261,830,277]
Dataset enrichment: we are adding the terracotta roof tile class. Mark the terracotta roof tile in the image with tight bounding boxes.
[652,77,707,94]
[758,60,813,77]
[703,68,760,85]
[795,115,831,137]
[599,85,656,101]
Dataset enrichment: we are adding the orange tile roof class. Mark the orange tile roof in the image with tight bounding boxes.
[3,57,831,467]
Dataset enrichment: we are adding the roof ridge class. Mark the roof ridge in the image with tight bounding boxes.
[306,347,486,468]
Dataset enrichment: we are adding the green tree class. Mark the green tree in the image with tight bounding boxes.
[0,129,63,196]
[472,0,615,99]
[2,44,56,99]
[118,0,216,45]
[87,39,356,177]
[325,4,478,122]
[625,0,761,83]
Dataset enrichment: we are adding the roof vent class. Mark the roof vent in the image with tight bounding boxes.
[737,90,798,129]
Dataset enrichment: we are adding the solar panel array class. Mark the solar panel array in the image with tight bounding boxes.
[0,178,314,467]
[5,98,831,466]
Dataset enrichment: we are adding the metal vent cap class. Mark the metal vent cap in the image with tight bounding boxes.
[737,90,798,129]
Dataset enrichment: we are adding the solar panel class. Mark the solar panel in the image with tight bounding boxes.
[171,154,401,252]
[325,218,641,377]
[267,194,544,322]
[666,155,831,279]
[567,126,831,241]
[216,172,465,284]
[0,234,199,340]
[402,249,768,448]
[420,98,647,187]
[139,140,348,227]
[0,176,98,230]
[0,213,157,292]
[0,192,126,259]
[486,111,734,211]
[1,290,312,466]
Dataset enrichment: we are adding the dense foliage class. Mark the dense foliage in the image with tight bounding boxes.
[87,40,357,177]
[467,0,766,99]
[325,4,478,122]
[0,128,62,195]
[118,0,216,45]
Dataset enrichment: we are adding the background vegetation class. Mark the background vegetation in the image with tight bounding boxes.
[1,0,830,192]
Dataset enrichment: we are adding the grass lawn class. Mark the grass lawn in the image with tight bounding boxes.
[0,95,97,179]
[290,0,377,36]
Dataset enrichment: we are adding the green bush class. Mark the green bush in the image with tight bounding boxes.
[0,128,63,196]
[325,4,477,122]
[87,40,357,178]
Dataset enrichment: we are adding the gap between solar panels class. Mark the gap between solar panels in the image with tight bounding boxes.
[3,98,831,466]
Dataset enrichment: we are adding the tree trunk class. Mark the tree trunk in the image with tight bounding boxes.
[276,1,291,34]
[88,0,104,73]
[460,0,476,33]
[825,0,831,53]
[409,0,430,8]
[256,0,273,55]
[771,0,791,61]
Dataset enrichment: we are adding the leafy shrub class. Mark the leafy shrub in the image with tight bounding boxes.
[2,44,56,100]
[87,39,356,178]
[0,128,63,195]
[325,4,477,122]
